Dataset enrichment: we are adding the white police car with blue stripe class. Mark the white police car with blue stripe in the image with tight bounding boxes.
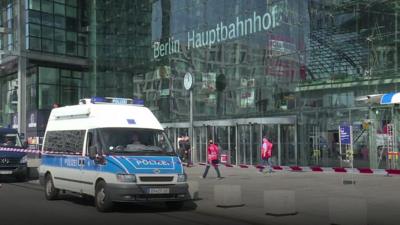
[39,97,188,212]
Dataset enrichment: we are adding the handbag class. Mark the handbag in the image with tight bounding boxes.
[211,159,219,164]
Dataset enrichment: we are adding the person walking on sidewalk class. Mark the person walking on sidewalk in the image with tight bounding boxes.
[260,137,273,173]
[202,139,223,179]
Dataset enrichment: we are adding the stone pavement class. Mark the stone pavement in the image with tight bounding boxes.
[184,165,400,225]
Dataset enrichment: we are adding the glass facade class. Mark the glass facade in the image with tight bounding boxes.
[0,73,18,128]
[0,0,18,51]
[1,0,400,169]
[89,0,400,169]
[25,0,88,56]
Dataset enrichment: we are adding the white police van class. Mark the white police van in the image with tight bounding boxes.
[39,97,188,212]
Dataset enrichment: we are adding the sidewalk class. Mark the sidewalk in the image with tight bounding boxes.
[185,165,400,225]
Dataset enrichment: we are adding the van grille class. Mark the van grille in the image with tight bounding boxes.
[0,158,19,165]
[139,176,174,182]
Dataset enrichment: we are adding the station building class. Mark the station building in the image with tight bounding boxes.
[1,0,400,169]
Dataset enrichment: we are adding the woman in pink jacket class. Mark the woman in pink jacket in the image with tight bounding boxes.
[260,137,273,173]
[202,139,223,179]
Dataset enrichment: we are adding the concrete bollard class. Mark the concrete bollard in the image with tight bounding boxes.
[264,190,297,216]
[187,181,199,200]
[214,185,244,207]
[27,158,41,167]
[328,197,367,225]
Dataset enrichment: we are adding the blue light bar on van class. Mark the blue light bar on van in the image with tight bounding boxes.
[90,97,144,106]
[133,99,144,105]
[91,97,107,103]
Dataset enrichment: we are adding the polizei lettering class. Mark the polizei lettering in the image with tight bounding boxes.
[136,159,171,167]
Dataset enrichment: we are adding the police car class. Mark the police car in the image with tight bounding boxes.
[39,97,189,212]
[0,128,28,181]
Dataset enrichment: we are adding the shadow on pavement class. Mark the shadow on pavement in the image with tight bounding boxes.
[57,194,197,213]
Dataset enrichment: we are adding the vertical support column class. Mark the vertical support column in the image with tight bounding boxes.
[259,124,263,164]
[17,0,26,136]
[205,125,208,163]
[90,0,97,95]
[235,124,238,165]
[192,127,197,163]
[369,108,378,169]
[395,2,398,72]
[199,127,203,162]
[294,119,298,165]
[243,126,246,164]
[189,89,194,164]
[395,105,400,168]
[249,123,253,165]
[172,128,177,153]
[17,57,26,136]
[278,124,281,166]
[228,126,231,164]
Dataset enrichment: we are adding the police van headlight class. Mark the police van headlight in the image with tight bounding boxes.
[19,155,28,164]
[116,174,137,183]
[177,174,187,182]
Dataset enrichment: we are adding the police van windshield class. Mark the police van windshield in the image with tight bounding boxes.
[89,128,175,156]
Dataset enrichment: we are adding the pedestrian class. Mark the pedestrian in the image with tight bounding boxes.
[177,135,185,161]
[183,134,192,166]
[52,103,60,108]
[260,137,273,173]
[202,139,223,179]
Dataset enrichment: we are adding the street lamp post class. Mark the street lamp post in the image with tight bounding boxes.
[184,72,194,165]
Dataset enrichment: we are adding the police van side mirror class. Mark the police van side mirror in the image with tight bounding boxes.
[88,146,97,160]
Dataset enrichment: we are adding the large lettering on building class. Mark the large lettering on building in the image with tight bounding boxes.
[153,5,282,59]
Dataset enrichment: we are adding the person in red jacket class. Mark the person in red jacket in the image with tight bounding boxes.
[260,137,273,173]
[202,139,223,179]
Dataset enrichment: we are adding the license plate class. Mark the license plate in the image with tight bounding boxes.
[0,171,12,175]
[148,188,170,194]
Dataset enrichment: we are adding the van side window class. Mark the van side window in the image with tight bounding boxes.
[43,130,85,154]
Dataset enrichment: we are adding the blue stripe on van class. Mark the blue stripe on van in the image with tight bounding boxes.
[41,154,183,174]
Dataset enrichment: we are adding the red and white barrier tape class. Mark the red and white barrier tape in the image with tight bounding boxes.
[0,147,40,154]
[0,147,81,155]
[183,162,399,175]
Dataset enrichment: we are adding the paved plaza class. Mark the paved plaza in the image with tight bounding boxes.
[185,165,400,225]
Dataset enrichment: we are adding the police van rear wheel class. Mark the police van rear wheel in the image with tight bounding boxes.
[95,181,114,212]
[44,175,59,200]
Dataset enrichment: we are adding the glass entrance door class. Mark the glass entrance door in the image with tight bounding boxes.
[194,126,207,163]
[281,125,296,165]
[167,117,296,166]
[238,125,251,165]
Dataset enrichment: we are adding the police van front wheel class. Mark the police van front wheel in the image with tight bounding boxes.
[44,175,59,200]
[95,181,114,212]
